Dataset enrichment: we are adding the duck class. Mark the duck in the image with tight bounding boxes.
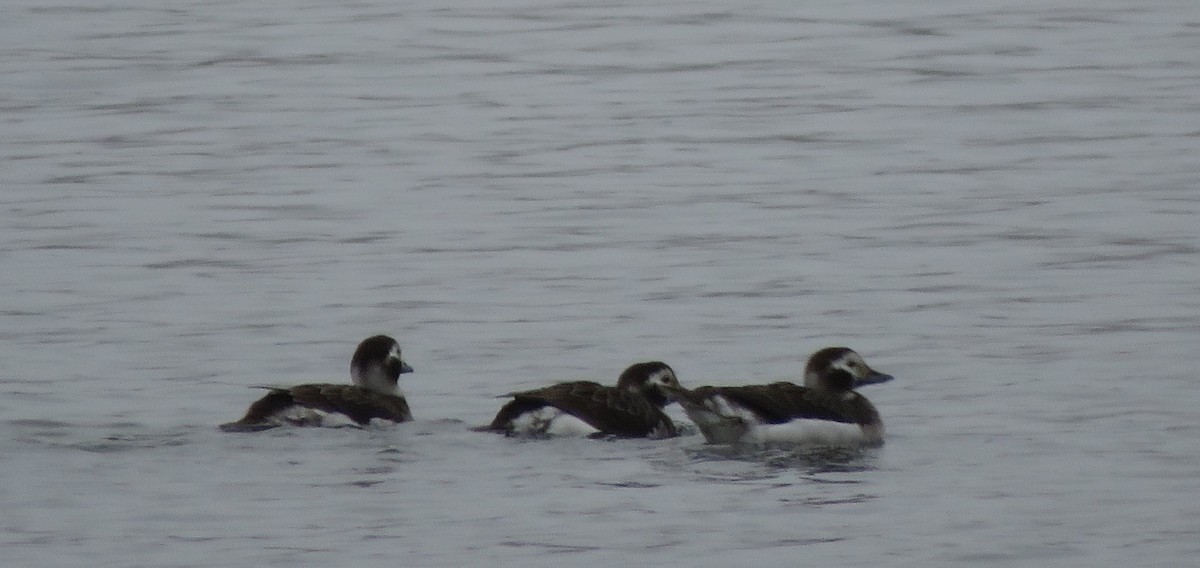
[476,361,682,439]
[220,335,414,432]
[665,347,893,446]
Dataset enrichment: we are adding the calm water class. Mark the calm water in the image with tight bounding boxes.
[3,0,1199,566]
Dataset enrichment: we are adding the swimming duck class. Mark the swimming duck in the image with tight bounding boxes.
[666,347,892,446]
[478,361,681,439]
[220,335,414,431]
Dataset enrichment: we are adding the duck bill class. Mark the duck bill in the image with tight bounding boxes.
[659,383,694,405]
[856,370,893,387]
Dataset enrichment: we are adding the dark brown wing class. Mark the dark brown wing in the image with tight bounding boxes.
[285,384,412,424]
[697,382,862,425]
[225,384,411,429]
[487,381,676,438]
[479,382,592,432]
[221,390,297,431]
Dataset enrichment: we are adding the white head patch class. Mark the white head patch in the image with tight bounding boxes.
[833,352,870,379]
[647,368,679,389]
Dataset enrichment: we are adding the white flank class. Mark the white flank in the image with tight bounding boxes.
[747,419,872,446]
[509,407,600,437]
[271,407,370,429]
[685,395,879,446]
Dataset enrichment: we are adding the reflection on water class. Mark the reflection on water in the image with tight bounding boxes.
[686,442,879,477]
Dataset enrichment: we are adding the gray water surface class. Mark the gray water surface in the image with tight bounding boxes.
[3,1,1199,566]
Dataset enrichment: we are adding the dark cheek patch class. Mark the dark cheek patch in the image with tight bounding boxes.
[828,370,855,391]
